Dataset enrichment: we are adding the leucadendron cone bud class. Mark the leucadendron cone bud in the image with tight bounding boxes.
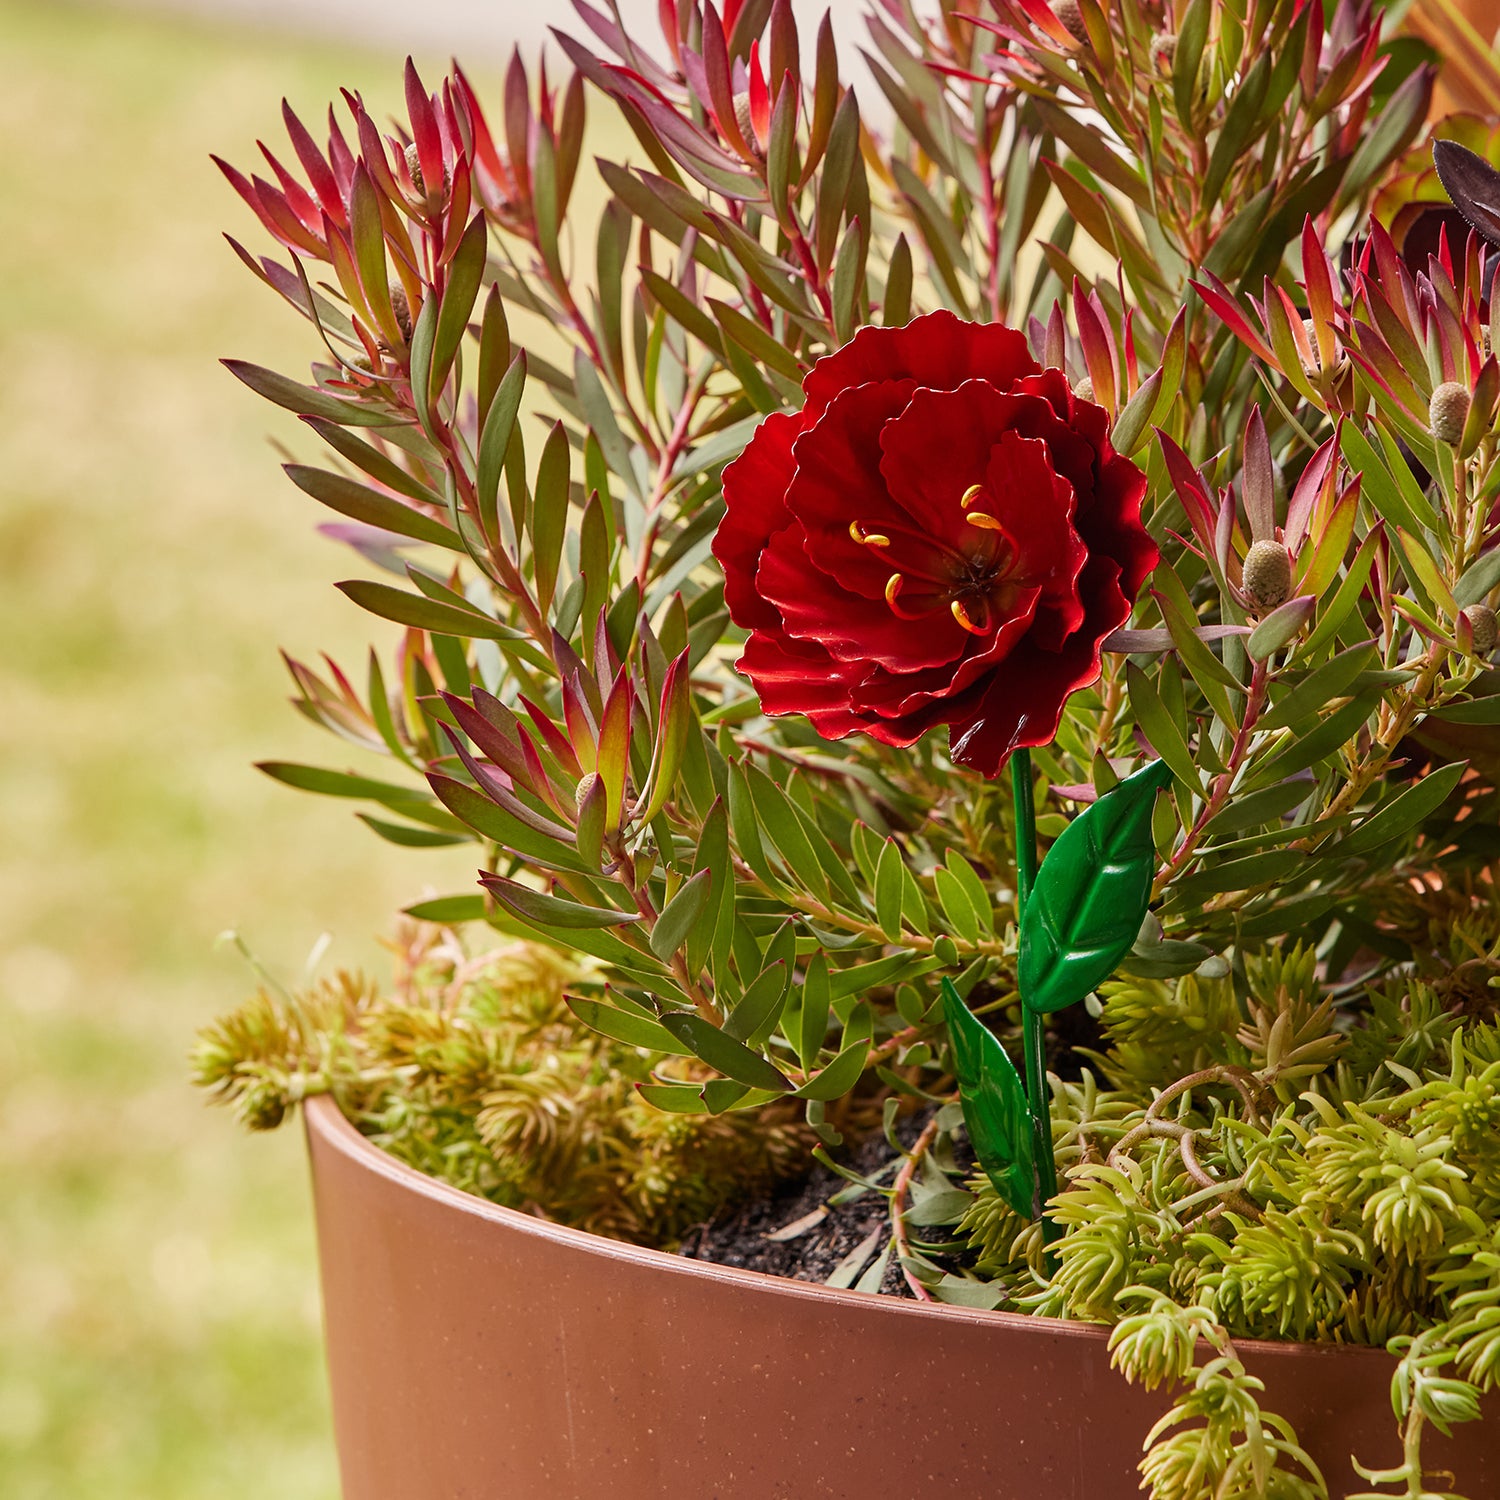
[1054,0,1090,46]
[388,282,412,342]
[575,771,601,810]
[1464,604,1497,655]
[404,141,425,196]
[1243,540,1293,613]
[732,93,762,156]
[1072,375,1095,402]
[1430,382,1471,445]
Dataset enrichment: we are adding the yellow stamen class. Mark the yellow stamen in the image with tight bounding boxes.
[884,573,904,608]
[965,511,1003,531]
[960,483,985,510]
[951,598,986,634]
[849,520,890,547]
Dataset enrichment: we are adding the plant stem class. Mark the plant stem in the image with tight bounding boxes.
[1011,749,1059,1249]
[890,1114,941,1302]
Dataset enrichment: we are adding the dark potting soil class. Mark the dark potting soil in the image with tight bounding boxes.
[678,989,1102,1294]
[678,1106,958,1298]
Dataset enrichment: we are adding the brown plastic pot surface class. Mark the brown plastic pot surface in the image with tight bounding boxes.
[304,1096,1492,1499]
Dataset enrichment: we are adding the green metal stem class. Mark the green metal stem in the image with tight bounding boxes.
[1012,749,1060,1247]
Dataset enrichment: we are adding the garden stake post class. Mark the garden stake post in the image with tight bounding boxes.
[1011,749,1059,1237]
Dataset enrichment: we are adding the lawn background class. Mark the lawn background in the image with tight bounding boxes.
[0,4,491,1494]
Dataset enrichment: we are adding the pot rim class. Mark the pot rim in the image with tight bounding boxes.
[303,1093,1394,1365]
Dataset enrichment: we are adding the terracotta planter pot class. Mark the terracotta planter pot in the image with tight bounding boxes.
[304,1096,1493,1498]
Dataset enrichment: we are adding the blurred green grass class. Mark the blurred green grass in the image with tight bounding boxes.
[0,4,485,1494]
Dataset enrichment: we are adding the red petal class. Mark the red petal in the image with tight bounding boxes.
[757,524,968,673]
[948,558,1129,775]
[784,379,919,600]
[735,630,866,739]
[802,310,1037,416]
[715,409,808,631]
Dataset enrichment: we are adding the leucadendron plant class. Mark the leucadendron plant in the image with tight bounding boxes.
[195,0,1500,1492]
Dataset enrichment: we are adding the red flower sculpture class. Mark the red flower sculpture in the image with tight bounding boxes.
[713,311,1158,776]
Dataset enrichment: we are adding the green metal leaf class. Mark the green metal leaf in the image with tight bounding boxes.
[941,979,1034,1219]
[1019,759,1173,1015]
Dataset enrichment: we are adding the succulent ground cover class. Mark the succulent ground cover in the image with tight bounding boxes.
[196,0,1500,1492]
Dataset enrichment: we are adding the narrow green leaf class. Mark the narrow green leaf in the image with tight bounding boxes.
[432,212,487,389]
[476,353,527,531]
[408,293,439,440]
[335,579,522,641]
[481,872,640,929]
[257,760,430,807]
[303,420,443,505]
[1125,664,1202,794]
[566,996,691,1054]
[428,774,589,871]
[935,867,981,946]
[1251,695,1375,785]
[1200,779,1312,836]
[1257,642,1378,733]
[796,952,831,1070]
[636,1082,710,1114]
[356,814,470,847]
[875,838,905,942]
[1335,762,1467,856]
[724,960,789,1044]
[747,766,830,898]
[1455,547,1500,609]
[1247,595,1316,660]
[945,850,994,936]
[533,421,571,614]
[285,464,460,550]
[1429,696,1500,724]
[649,868,713,961]
[659,1013,792,1091]
[883,233,912,326]
[793,1032,870,1100]
[1168,849,1305,900]
[403,893,486,923]
[223,359,394,427]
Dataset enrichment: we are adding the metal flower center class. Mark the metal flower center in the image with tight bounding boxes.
[850,483,1016,635]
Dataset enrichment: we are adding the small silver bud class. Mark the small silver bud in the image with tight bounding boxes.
[1243,540,1293,613]
[575,772,601,810]
[1072,375,1095,402]
[1430,381,1471,445]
